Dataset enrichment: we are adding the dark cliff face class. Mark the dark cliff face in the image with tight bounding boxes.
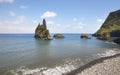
[95,10,120,40]
[110,30,120,37]
[113,38,120,45]
[34,19,51,39]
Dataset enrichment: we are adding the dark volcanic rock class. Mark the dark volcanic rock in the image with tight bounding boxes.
[34,19,52,40]
[97,33,110,40]
[110,30,120,37]
[113,38,120,45]
[92,33,101,37]
[53,34,64,38]
[81,34,91,39]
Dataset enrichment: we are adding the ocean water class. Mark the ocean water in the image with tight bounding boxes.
[0,34,120,75]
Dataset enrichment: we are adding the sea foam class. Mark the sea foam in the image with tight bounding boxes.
[97,48,120,57]
[6,49,120,75]
[8,58,81,75]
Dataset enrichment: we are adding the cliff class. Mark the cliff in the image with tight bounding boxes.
[94,10,120,40]
[34,19,51,39]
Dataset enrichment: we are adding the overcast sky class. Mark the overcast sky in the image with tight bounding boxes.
[0,0,120,33]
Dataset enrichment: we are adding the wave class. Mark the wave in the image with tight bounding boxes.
[66,48,120,75]
[5,49,120,75]
[105,41,116,45]
[66,52,120,75]
[6,59,81,75]
[97,48,120,57]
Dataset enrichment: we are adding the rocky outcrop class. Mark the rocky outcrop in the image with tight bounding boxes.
[34,19,52,40]
[110,30,120,37]
[92,33,101,37]
[94,9,120,41]
[113,38,120,45]
[97,32,110,40]
[81,34,91,39]
[110,30,120,44]
[53,34,64,38]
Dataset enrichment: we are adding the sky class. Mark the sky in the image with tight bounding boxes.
[0,0,120,33]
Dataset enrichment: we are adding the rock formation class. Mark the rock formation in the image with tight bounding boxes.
[110,30,120,44]
[34,19,51,40]
[110,30,120,37]
[94,9,120,41]
[81,34,91,39]
[53,34,64,38]
[113,38,120,45]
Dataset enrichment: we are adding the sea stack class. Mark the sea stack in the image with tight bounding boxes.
[34,19,52,40]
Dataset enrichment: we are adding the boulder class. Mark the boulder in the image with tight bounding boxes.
[81,34,91,39]
[53,34,64,38]
[113,38,120,45]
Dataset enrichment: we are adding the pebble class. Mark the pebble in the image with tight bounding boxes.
[77,56,120,75]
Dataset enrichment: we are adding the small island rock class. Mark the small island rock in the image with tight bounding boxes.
[53,34,64,38]
[81,34,91,39]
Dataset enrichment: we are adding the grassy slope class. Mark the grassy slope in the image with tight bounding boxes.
[97,25,120,35]
[96,10,120,35]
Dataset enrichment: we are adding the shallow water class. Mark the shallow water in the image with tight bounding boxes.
[0,34,120,75]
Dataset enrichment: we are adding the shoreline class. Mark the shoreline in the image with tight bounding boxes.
[66,53,120,75]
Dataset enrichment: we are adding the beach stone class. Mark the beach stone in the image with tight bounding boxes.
[77,55,120,75]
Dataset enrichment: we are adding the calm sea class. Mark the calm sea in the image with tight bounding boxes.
[0,34,120,75]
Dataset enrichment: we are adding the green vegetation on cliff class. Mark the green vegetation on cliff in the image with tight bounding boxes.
[96,10,120,35]
[97,25,120,35]
[95,10,120,40]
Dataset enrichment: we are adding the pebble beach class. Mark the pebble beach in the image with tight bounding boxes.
[67,53,120,75]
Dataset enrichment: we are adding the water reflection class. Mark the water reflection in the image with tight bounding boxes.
[33,39,54,62]
[34,39,51,47]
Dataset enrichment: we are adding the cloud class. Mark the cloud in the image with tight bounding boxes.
[20,5,28,9]
[97,19,104,23]
[12,16,26,24]
[0,0,14,3]
[73,18,78,21]
[64,22,84,32]
[33,20,55,25]
[47,21,55,25]
[47,21,85,33]
[0,21,3,25]
[0,15,29,33]
[32,20,39,24]
[0,25,35,33]
[9,11,16,17]
[0,15,26,25]
[41,11,57,18]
